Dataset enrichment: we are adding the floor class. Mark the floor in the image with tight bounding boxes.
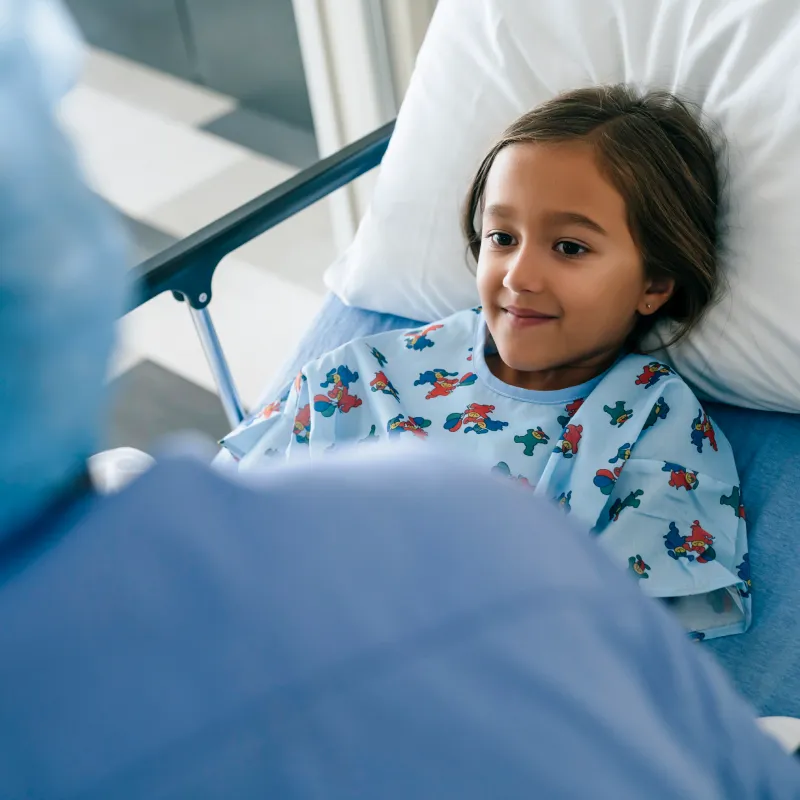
[61,47,335,452]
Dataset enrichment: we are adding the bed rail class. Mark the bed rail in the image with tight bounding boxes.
[127,120,394,427]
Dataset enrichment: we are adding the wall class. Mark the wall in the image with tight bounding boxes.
[292,0,436,250]
[381,0,437,102]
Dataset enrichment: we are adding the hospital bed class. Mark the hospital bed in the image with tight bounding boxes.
[124,0,800,723]
[129,116,800,720]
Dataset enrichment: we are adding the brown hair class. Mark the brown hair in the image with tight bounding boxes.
[462,84,726,348]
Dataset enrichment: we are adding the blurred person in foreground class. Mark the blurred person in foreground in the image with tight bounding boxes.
[1,1,799,798]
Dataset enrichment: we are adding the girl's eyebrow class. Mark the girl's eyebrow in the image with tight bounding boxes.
[544,211,608,236]
[484,205,608,236]
[483,203,515,219]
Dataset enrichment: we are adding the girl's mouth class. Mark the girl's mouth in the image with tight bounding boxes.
[502,305,558,327]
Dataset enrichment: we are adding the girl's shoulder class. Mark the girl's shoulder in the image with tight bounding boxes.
[594,353,714,429]
[601,353,689,397]
[301,307,482,378]
[590,353,738,482]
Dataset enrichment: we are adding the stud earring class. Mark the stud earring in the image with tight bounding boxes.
[646,303,652,310]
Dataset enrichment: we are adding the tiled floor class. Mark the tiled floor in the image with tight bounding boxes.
[64,47,335,444]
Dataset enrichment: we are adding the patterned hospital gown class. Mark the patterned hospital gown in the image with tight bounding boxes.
[222,308,751,640]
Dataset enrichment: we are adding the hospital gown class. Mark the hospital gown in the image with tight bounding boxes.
[222,308,751,640]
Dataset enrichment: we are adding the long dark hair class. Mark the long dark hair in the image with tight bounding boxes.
[463,85,726,348]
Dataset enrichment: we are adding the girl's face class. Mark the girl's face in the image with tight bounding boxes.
[476,141,673,391]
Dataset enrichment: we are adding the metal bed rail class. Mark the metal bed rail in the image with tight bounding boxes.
[128,120,395,429]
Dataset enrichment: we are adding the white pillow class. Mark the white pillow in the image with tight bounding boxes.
[325,0,800,413]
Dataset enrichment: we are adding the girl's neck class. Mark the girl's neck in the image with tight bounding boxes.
[484,349,622,392]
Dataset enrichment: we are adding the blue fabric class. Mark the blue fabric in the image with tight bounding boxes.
[1,452,797,798]
[277,296,800,714]
[0,6,128,535]
[26,0,85,104]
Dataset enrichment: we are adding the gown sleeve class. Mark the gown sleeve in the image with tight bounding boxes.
[593,375,751,640]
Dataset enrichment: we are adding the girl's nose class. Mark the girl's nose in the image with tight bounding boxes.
[502,246,546,294]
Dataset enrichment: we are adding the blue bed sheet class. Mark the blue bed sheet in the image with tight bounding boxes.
[257,294,426,404]
[264,294,800,716]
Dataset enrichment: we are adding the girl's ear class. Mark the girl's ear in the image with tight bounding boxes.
[639,276,675,316]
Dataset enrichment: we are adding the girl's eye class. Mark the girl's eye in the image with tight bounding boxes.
[489,232,515,247]
[554,240,588,257]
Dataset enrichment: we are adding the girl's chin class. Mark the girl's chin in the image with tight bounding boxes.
[487,347,552,376]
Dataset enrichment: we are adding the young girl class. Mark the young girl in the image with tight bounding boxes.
[221,85,750,641]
